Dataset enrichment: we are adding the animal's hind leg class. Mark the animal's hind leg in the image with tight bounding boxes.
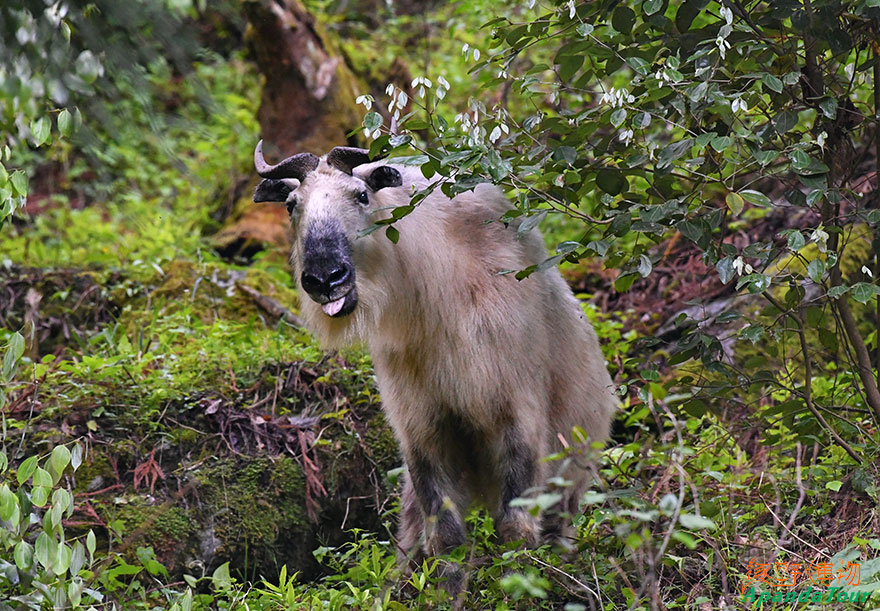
[495,426,541,546]
[540,486,578,549]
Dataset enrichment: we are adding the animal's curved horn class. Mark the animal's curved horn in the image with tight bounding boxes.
[254,140,319,180]
[326,147,375,175]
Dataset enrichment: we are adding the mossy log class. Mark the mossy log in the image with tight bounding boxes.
[1,262,401,581]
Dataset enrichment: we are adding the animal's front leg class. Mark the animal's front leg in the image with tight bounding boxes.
[496,427,541,546]
[405,451,467,599]
[396,469,425,569]
[406,452,466,555]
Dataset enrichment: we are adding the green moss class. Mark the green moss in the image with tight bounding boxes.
[73,453,117,494]
[196,456,312,576]
[116,502,196,570]
[173,427,200,445]
[360,410,400,467]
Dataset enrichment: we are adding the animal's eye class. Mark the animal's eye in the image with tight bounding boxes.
[357,190,369,205]
[285,195,298,215]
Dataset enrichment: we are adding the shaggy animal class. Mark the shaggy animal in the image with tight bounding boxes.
[253,142,617,573]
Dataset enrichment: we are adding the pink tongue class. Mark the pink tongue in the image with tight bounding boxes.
[322,296,345,316]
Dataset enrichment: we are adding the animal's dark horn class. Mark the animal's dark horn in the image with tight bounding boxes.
[254,140,319,180]
[326,147,376,175]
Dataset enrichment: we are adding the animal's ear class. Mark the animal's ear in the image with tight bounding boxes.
[365,166,402,191]
[254,178,295,203]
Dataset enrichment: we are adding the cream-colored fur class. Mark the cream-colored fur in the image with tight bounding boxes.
[288,157,617,553]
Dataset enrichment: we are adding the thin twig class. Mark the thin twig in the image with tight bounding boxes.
[779,442,806,546]
[524,551,599,601]
[17,363,38,456]
[763,292,863,464]
[236,283,304,327]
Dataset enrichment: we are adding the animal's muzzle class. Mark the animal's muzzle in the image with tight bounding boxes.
[300,221,358,317]
[301,264,352,297]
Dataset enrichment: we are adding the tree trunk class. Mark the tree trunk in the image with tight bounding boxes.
[243,0,364,158]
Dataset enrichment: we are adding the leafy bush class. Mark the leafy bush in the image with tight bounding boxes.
[361,0,880,466]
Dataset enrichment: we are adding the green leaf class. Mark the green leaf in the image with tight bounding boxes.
[626,56,650,76]
[385,226,399,243]
[851,282,880,304]
[363,111,382,131]
[790,152,829,175]
[31,485,49,507]
[787,231,805,251]
[736,273,771,294]
[212,562,233,590]
[675,0,708,32]
[75,50,101,84]
[672,531,698,549]
[58,109,74,137]
[0,162,7,186]
[827,285,849,299]
[695,132,715,149]
[0,484,18,521]
[725,192,744,215]
[638,254,652,277]
[14,540,33,570]
[752,149,778,166]
[610,108,627,127]
[3,331,25,380]
[49,445,71,483]
[614,272,638,292]
[643,0,663,15]
[679,513,716,530]
[30,116,51,146]
[807,259,825,283]
[716,257,735,284]
[710,136,732,152]
[576,23,594,37]
[553,146,577,165]
[677,220,704,244]
[826,480,843,492]
[35,532,55,571]
[761,73,783,93]
[10,170,27,198]
[17,455,38,485]
[773,110,798,134]
[558,53,584,81]
[740,189,771,207]
[596,170,627,195]
[86,529,96,559]
[71,443,83,471]
[819,97,838,119]
[34,467,53,487]
[54,542,72,575]
[612,6,636,32]
[659,139,693,166]
[518,210,547,237]
[740,324,764,343]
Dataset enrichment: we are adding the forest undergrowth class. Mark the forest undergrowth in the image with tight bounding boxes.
[2,1,880,610]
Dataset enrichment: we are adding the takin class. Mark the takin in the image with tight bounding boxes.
[252,142,617,575]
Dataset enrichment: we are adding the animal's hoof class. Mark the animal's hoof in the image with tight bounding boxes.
[497,510,540,546]
[436,559,467,607]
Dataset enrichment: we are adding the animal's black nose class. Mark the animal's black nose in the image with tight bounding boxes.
[301,264,352,297]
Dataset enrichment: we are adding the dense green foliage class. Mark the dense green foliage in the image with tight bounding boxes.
[2,0,880,609]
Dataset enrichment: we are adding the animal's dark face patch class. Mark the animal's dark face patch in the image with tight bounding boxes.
[253,178,294,203]
[300,219,358,318]
[366,166,402,191]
